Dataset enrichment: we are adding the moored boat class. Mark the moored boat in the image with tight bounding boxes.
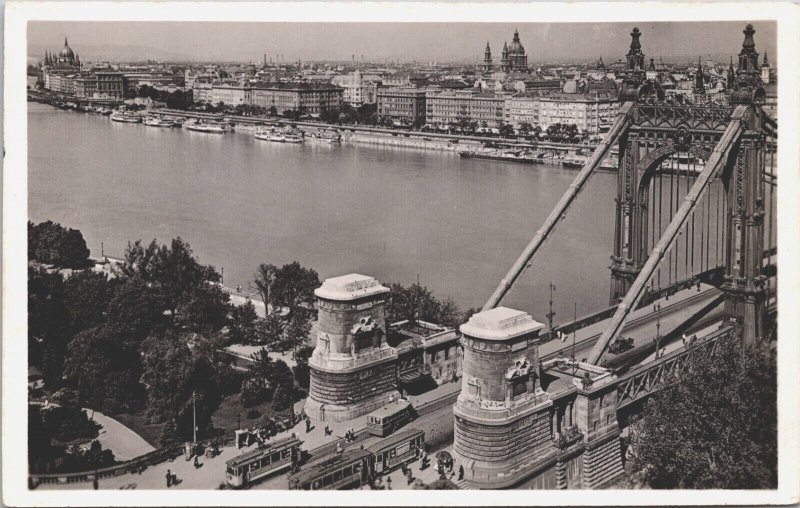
[144,116,177,127]
[110,111,142,123]
[184,120,227,133]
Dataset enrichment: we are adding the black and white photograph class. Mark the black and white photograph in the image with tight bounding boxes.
[3,2,799,505]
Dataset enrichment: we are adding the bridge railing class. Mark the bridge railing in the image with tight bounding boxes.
[615,324,736,410]
[30,435,237,488]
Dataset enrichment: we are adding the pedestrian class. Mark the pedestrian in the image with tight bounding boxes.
[325,424,331,436]
[194,456,199,468]
[305,419,311,433]
[166,469,172,488]
[93,476,99,490]
[458,465,464,481]
[336,442,343,454]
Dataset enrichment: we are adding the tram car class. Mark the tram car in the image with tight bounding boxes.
[366,399,413,437]
[367,429,425,475]
[225,435,302,488]
[288,429,426,490]
[288,449,371,490]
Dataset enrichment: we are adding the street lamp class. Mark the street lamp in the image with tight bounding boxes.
[654,303,662,358]
[546,282,557,337]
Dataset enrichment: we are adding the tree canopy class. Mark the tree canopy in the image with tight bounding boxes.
[28,220,91,268]
[386,282,461,329]
[630,337,777,489]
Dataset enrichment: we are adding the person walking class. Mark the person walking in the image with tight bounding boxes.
[458,465,464,481]
[166,469,172,488]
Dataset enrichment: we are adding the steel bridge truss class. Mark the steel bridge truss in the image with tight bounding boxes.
[615,325,735,410]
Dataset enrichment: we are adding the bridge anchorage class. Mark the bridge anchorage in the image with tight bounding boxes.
[454,24,777,489]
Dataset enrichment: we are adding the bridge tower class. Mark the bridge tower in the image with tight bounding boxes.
[609,27,649,304]
[305,273,400,422]
[722,24,768,344]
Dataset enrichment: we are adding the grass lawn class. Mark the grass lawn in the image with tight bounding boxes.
[211,394,294,436]
[110,412,165,449]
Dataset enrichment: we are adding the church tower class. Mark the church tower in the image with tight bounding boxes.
[761,50,771,85]
[694,56,706,95]
[500,41,510,72]
[737,24,759,75]
[727,56,736,89]
[626,27,645,72]
[483,42,493,73]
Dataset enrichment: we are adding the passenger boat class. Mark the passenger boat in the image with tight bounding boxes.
[561,156,588,168]
[110,111,142,123]
[184,120,227,133]
[144,116,177,127]
[254,127,277,141]
[224,435,303,489]
[459,147,539,164]
[309,130,341,144]
[282,131,304,143]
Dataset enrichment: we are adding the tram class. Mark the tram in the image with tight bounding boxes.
[288,429,427,490]
[225,435,302,488]
[367,429,425,475]
[366,399,413,437]
[288,449,371,490]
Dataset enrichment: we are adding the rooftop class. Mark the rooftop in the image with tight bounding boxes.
[460,306,543,341]
[314,273,389,302]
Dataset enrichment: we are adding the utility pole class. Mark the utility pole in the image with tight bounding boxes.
[192,391,197,446]
[571,302,577,367]
[546,282,557,337]
[654,303,662,359]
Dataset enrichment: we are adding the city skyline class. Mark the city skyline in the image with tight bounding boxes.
[28,21,777,64]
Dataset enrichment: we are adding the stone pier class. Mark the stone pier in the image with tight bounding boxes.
[453,307,553,488]
[305,274,400,422]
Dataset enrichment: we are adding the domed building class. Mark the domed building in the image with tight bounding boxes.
[484,29,529,74]
[505,29,528,72]
[44,37,81,71]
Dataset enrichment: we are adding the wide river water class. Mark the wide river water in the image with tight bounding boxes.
[28,102,618,322]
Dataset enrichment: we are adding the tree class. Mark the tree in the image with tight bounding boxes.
[260,312,286,348]
[283,313,312,356]
[105,279,164,346]
[292,345,314,390]
[252,263,278,315]
[271,262,320,316]
[63,325,141,413]
[139,330,194,423]
[268,106,278,116]
[28,220,90,268]
[119,237,221,321]
[63,270,115,335]
[630,338,777,489]
[161,418,179,447]
[175,282,231,334]
[269,360,295,411]
[229,300,263,345]
[28,266,70,386]
[499,123,515,139]
[386,282,460,327]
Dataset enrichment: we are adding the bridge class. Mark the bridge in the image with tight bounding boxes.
[453,23,777,489]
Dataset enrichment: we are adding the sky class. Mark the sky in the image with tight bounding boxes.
[28,21,777,65]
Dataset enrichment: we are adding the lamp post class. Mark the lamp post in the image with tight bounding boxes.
[654,303,662,358]
[192,391,197,446]
[546,282,557,337]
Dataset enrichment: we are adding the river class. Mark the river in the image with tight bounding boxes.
[28,102,618,322]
